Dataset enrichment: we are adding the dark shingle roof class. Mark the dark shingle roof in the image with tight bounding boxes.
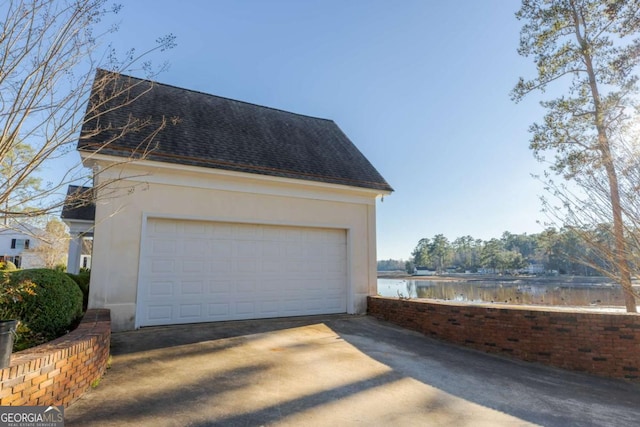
[61,186,95,221]
[78,70,393,192]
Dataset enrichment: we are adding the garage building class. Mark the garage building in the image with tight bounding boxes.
[76,70,393,331]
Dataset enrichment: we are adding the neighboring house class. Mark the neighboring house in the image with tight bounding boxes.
[75,70,393,331]
[525,263,545,275]
[414,266,436,276]
[0,224,44,269]
[61,185,95,274]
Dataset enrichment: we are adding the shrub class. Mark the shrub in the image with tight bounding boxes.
[66,271,90,311]
[1,269,83,350]
[0,261,17,271]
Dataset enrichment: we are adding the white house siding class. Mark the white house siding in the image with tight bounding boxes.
[88,160,380,331]
[0,228,46,269]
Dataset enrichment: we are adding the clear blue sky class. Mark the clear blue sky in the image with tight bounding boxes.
[93,0,550,260]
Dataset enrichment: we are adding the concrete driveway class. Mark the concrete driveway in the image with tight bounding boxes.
[65,315,640,426]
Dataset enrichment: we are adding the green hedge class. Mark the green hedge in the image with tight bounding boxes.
[1,269,83,350]
[66,271,90,311]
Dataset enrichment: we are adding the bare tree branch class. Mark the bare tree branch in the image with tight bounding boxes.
[0,0,176,232]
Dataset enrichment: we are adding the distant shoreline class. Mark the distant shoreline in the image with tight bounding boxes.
[376,272,636,286]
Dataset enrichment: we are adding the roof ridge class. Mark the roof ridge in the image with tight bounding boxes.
[97,68,336,123]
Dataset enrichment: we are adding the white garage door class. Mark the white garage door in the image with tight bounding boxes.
[137,218,348,327]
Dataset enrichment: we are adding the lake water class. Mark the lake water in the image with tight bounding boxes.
[377,278,633,308]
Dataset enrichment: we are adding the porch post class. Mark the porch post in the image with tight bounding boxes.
[67,234,83,274]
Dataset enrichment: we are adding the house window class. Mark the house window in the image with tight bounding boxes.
[10,239,29,250]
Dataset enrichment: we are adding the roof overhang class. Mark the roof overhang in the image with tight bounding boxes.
[62,218,94,235]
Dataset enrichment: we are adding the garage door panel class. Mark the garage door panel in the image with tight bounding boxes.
[212,224,233,238]
[151,239,176,255]
[235,301,256,315]
[150,258,175,273]
[139,219,347,327]
[307,245,326,257]
[236,241,259,257]
[259,299,280,312]
[261,240,282,256]
[182,239,208,256]
[285,260,305,273]
[152,219,178,234]
[179,280,204,295]
[179,304,202,319]
[281,299,305,313]
[149,280,174,297]
[325,297,346,311]
[208,303,230,317]
[209,259,232,273]
[304,279,326,291]
[260,279,283,292]
[211,240,232,256]
[261,259,283,272]
[307,262,324,273]
[306,297,328,310]
[182,221,207,235]
[262,227,283,240]
[181,260,205,273]
[148,305,173,322]
[235,279,256,293]
[323,263,344,274]
[325,278,346,290]
[209,279,233,293]
[234,224,260,239]
[234,259,259,273]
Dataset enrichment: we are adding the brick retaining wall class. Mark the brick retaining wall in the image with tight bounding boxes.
[368,296,640,381]
[0,309,111,406]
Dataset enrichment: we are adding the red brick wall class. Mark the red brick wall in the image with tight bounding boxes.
[368,296,640,381]
[0,309,111,406]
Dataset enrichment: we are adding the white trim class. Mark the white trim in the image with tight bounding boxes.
[345,227,354,314]
[134,212,150,329]
[63,219,95,231]
[61,218,94,224]
[134,212,353,328]
[141,211,354,231]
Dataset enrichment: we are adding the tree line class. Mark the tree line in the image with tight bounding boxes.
[379,226,633,276]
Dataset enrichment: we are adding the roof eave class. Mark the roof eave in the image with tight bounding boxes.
[81,151,393,196]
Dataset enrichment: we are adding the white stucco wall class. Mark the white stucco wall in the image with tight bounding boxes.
[88,158,386,331]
